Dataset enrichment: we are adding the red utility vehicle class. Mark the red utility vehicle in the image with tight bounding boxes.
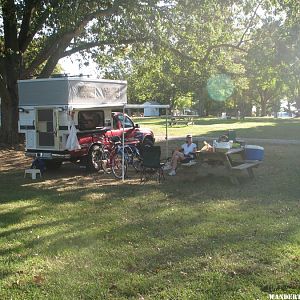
[71,112,154,170]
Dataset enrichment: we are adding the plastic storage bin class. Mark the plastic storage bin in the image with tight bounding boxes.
[213,140,231,152]
[244,145,264,161]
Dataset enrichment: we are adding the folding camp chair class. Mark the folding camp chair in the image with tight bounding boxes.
[140,146,165,183]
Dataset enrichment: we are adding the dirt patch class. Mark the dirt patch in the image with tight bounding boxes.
[0,147,32,172]
[0,141,197,186]
[0,147,145,186]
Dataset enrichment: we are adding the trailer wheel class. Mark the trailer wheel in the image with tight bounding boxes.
[44,160,62,170]
[87,145,102,171]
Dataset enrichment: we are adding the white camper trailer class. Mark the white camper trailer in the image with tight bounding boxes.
[18,77,127,167]
[18,76,156,171]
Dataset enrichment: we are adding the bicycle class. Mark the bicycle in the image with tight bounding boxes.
[100,136,129,179]
[123,142,143,172]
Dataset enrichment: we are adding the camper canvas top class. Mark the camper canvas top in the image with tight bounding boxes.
[18,77,127,107]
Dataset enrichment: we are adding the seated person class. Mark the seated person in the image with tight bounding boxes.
[168,134,197,176]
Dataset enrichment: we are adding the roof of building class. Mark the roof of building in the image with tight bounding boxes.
[143,101,161,105]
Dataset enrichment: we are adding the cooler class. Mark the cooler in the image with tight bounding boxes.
[244,145,264,161]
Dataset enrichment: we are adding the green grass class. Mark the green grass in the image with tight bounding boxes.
[1,143,300,299]
[134,117,300,140]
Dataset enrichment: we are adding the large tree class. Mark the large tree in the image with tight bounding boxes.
[0,0,165,145]
[107,0,298,117]
[1,0,298,145]
[99,0,260,115]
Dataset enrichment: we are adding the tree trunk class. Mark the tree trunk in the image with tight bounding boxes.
[197,99,205,116]
[0,52,21,145]
[295,95,300,110]
[195,86,206,117]
[259,90,267,117]
[1,0,21,145]
[0,92,19,145]
[261,100,267,116]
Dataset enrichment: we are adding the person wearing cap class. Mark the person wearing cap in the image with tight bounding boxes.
[167,134,197,176]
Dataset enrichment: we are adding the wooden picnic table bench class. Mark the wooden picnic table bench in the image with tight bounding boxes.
[196,148,262,184]
[169,115,196,126]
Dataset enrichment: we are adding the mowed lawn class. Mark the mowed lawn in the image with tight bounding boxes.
[1,119,300,299]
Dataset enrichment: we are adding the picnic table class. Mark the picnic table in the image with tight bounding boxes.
[196,148,262,184]
[169,115,197,126]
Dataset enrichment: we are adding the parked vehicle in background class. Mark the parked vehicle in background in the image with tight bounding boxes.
[69,111,154,171]
[18,76,154,171]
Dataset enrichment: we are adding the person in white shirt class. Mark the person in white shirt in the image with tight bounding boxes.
[168,134,197,176]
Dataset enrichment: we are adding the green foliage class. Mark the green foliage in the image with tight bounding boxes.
[97,0,250,114]
[207,74,235,102]
[174,93,193,110]
[1,0,300,144]
[97,0,298,116]
[0,0,170,143]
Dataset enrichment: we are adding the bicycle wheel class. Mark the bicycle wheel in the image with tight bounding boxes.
[100,150,112,174]
[131,150,142,172]
[125,145,142,172]
[111,153,128,179]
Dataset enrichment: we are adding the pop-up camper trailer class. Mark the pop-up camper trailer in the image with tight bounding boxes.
[18,76,157,171]
[18,76,128,168]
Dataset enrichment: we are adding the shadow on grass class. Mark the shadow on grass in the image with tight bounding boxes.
[0,144,300,297]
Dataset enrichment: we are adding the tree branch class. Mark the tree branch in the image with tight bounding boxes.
[237,0,264,47]
[2,0,19,51]
[21,34,61,78]
[38,38,71,78]
[18,0,39,52]
[160,37,247,67]
[38,1,125,77]
[159,39,200,63]
[202,43,248,62]
[18,0,60,53]
[62,38,147,57]
[24,1,122,78]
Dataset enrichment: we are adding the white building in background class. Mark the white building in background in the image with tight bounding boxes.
[143,101,161,117]
[276,111,295,118]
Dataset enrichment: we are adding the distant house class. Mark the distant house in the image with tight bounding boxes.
[143,101,161,117]
[276,111,295,118]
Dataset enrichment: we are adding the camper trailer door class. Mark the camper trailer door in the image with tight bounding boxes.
[36,108,59,149]
[19,108,36,149]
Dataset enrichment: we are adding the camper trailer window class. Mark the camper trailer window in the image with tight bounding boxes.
[38,110,52,121]
[78,110,104,130]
